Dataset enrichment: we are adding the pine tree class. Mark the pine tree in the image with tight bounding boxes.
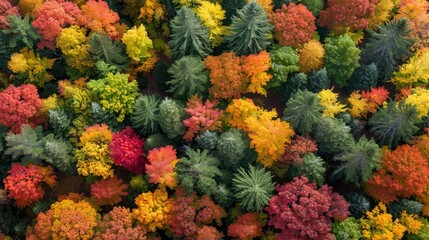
[131,95,161,136]
[89,32,129,70]
[369,101,420,148]
[282,89,323,135]
[362,19,414,82]
[333,136,381,185]
[225,1,273,55]
[169,6,212,59]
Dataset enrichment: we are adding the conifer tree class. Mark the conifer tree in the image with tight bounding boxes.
[362,19,414,82]
[225,1,273,55]
[169,6,212,59]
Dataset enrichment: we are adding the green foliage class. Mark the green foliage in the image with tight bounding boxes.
[131,94,161,136]
[281,72,308,101]
[312,117,354,158]
[0,124,8,154]
[387,199,423,219]
[267,45,300,89]
[176,149,222,197]
[214,183,233,208]
[130,175,149,193]
[282,89,323,135]
[332,217,362,240]
[93,61,120,78]
[232,164,275,212]
[89,102,122,131]
[287,153,326,187]
[167,56,209,99]
[324,33,361,87]
[221,0,246,25]
[89,32,129,70]
[4,125,45,164]
[41,134,74,172]
[344,192,371,218]
[144,133,173,151]
[169,6,212,59]
[307,67,331,93]
[226,1,273,55]
[334,136,382,185]
[215,129,246,169]
[347,63,379,92]
[48,108,71,138]
[0,205,30,238]
[195,130,219,150]
[369,101,420,148]
[362,19,414,82]
[32,200,52,215]
[3,15,41,49]
[300,0,324,16]
[158,98,186,139]
[87,72,139,122]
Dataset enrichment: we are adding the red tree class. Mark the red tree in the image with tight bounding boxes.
[271,3,316,47]
[90,176,128,206]
[319,0,378,33]
[265,176,349,240]
[3,163,56,207]
[109,127,146,174]
[0,84,42,133]
[227,213,264,240]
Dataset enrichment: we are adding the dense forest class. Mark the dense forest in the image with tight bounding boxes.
[0,0,429,239]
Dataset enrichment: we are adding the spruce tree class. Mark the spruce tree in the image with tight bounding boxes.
[225,1,273,55]
[169,6,212,59]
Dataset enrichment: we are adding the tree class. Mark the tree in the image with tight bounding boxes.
[131,94,161,136]
[319,0,378,33]
[215,129,246,169]
[266,176,350,239]
[3,15,41,49]
[362,19,414,82]
[176,149,222,197]
[109,127,146,174]
[271,3,316,47]
[90,176,128,206]
[80,0,121,39]
[334,136,382,185]
[89,32,129,70]
[145,145,178,188]
[232,164,275,211]
[298,39,325,73]
[195,1,227,47]
[225,1,273,55]
[324,33,361,87]
[87,72,139,122]
[205,52,247,100]
[169,6,211,59]
[167,56,209,99]
[318,88,348,118]
[391,49,429,88]
[346,63,379,92]
[267,45,300,89]
[94,207,147,239]
[241,51,272,96]
[307,68,331,93]
[332,217,362,240]
[365,145,429,203]
[282,89,323,135]
[158,98,186,139]
[312,117,354,158]
[288,153,326,186]
[369,101,420,148]
[227,213,264,240]
[0,84,42,133]
[122,25,153,62]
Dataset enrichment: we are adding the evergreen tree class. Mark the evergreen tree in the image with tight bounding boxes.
[369,101,420,148]
[169,6,212,59]
[167,56,209,99]
[282,89,323,135]
[89,32,129,70]
[225,1,273,55]
[362,19,414,82]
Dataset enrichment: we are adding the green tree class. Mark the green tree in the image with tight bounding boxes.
[169,6,212,59]
[225,1,273,55]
